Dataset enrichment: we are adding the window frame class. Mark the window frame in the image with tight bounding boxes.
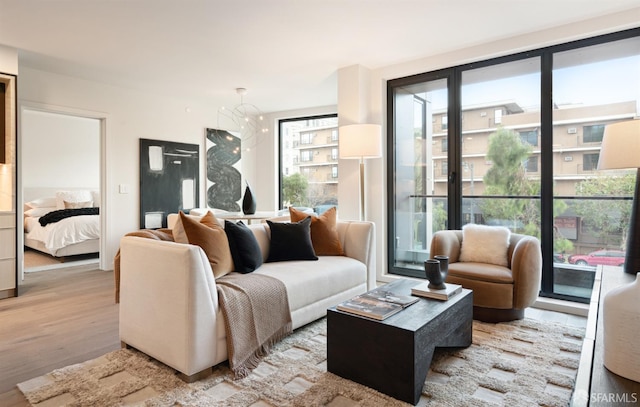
[278,113,338,210]
[386,27,640,303]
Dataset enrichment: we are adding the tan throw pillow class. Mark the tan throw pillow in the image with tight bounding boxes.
[64,200,93,209]
[179,211,233,279]
[289,206,344,256]
[172,212,189,243]
[459,224,511,267]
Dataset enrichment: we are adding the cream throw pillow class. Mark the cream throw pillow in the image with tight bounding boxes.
[459,224,511,267]
[55,190,93,210]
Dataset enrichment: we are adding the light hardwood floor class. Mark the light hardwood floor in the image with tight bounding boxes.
[0,267,586,406]
[0,266,119,406]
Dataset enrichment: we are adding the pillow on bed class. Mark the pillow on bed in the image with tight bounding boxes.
[56,190,93,210]
[91,190,100,208]
[24,207,56,218]
[25,197,57,209]
[64,200,93,209]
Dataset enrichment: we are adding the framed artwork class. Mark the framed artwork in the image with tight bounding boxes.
[205,128,242,211]
[139,138,199,229]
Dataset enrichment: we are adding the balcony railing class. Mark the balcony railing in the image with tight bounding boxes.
[394,194,631,302]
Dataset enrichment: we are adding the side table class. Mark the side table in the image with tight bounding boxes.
[572,265,640,406]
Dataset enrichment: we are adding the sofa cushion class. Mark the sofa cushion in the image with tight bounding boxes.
[266,217,318,262]
[459,224,510,267]
[179,211,233,279]
[224,220,263,274]
[289,206,344,256]
[256,256,366,311]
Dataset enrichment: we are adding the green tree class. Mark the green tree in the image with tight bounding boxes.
[480,127,536,232]
[479,127,573,254]
[574,174,635,248]
[282,173,308,207]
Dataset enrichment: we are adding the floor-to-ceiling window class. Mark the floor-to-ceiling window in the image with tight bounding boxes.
[387,28,640,302]
[389,76,449,277]
[551,36,640,299]
[279,114,339,213]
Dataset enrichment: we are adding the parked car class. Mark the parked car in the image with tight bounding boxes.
[568,250,625,267]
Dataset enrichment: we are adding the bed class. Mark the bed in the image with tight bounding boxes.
[23,188,100,258]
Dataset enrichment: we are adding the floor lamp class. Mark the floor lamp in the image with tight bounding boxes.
[597,119,640,274]
[339,124,382,221]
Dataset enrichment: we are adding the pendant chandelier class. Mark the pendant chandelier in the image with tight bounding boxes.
[217,88,268,142]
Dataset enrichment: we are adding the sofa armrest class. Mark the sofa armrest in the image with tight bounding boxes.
[510,235,542,309]
[430,230,463,263]
[119,236,219,376]
[338,221,376,290]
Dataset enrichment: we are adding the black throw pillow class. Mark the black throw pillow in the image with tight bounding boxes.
[266,217,318,262]
[224,220,263,273]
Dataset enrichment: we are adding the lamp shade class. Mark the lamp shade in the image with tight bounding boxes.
[598,119,640,170]
[339,124,382,159]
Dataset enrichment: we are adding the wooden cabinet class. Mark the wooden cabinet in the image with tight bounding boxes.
[0,213,15,295]
[0,72,16,299]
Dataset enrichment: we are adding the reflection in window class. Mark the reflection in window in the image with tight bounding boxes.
[519,130,538,146]
[583,124,605,143]
[524,156,538,172]
[582,153,599,171]
[279,114,339,210]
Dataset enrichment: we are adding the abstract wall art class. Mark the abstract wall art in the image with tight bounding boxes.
[139,138,199,229]
[205,128,242,211]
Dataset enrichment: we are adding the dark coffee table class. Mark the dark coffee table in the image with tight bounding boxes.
[327,279,473,405]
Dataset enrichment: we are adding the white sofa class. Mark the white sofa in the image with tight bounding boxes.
[118,217,375,380]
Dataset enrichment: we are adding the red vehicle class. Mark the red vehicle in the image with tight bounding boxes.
[568,250,625,267]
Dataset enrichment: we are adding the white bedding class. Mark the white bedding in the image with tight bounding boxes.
[25,214,100,252]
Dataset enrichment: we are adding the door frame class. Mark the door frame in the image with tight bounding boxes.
[17,101,108,282]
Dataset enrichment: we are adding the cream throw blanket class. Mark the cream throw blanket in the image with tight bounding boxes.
[216,273,292,378]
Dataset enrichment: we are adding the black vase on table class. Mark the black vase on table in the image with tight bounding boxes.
[434,255,449,280]
[424,258,447,290]
[242,182,257,215]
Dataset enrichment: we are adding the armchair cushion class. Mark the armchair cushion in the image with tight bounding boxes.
[459,224,510,267]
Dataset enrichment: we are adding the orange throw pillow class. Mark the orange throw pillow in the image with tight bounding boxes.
[179,211,233,279]
[289,207,344,256]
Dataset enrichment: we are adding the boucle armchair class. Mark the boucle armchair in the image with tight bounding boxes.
[430,229,542,322]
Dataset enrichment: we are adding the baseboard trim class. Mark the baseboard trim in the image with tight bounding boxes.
[533,297,589,317]
[0,288,16,299]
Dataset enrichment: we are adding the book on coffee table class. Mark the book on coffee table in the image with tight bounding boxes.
[337,294,404,320]
[364,288,420,308]
[411,282,462,301]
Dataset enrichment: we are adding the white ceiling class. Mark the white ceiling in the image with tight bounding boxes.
[1,0,639,113]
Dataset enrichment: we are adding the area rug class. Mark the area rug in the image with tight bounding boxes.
[17,317,584,406]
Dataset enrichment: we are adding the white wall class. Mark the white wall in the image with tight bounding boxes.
[22,109,99,189]
[13,8,639,277]
[0,45,18,75]
[18,67,223,269]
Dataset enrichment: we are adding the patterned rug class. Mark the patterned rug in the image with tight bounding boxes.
[17,317,584,406]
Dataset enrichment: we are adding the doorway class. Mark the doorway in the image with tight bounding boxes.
[18,106,105,281]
